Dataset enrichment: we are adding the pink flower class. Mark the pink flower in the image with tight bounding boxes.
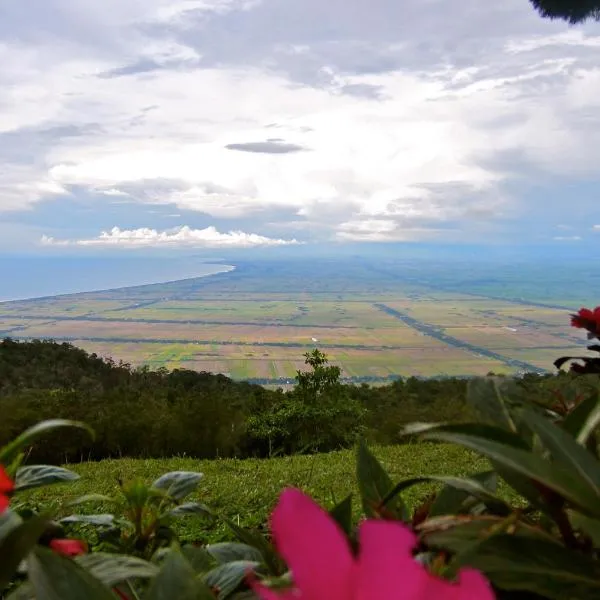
[49,538,88,557]
[251,488,494,600]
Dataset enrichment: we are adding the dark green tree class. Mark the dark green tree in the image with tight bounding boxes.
[530,0,600,24]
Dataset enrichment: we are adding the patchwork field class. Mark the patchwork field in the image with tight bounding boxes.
[0,258,593,383]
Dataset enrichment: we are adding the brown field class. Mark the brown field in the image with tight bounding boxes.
[1,275,586,382]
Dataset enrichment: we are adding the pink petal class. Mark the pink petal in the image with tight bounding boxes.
[270,488,354,600]
[250,580,301,600]
[355,521,494,600]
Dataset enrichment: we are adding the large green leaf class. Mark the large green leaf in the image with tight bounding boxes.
[76,553,159,587]
[459,534,600,599]
[27,547,114,600]
[0,514,51,591]
[144,550,214,600]
[0,420,94,464]
[181,544,215,574]
[0,509,23,542]
[384,473,510,517]
[563,391,600,446]
[206,543,264,565]
[151,471,204,501]
[204,561,261,599]
[356,440,408,521]
[223,520,282,576]
[412,422,600,518]
[521,408,600,504]
[466,377,519,432]
[569,512,600,548]
[14,466,80,492]
[419,515,559,555]
[328,494,353,537]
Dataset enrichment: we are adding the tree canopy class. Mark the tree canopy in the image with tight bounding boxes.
[530,0,600,24]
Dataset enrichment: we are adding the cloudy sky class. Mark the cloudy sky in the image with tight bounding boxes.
[1,0,599,252]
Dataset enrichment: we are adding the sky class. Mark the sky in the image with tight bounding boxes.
[1,0,600,253]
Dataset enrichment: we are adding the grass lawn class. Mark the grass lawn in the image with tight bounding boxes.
[19,443,501,544]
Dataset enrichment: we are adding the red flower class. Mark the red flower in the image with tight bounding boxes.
[0,466,14,514]
[49,538,88,557]
[571,307,600,335]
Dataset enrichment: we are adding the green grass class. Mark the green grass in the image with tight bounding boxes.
[19,443,503,544]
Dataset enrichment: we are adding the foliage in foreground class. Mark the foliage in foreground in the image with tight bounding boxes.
[2,307,600,598]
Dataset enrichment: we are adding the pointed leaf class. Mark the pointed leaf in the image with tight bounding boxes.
[145,550,214,600]
[206,543,264,565]
[76,553,159,586]
[521,408,600,504]
[0,510,23,542]
[151,471,203,501]
[66,494,118,507]
[328,494,353,537]
[356,440,408,521]
[0,420,94,464]
[0,514,51,591]
[414,423,600,518]
[459,534,600,600]
[27,546,114,600]
[205,561,260,600]
[223,519,282,575]
[167,502,213,519]
[14,466,80,492]
[569,512,600,548]
[563,391,600,445]
[181,545,215,574]
[60,514,117,527]
[466,377,519,431]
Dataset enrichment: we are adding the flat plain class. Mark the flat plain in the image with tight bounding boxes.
[0,257,594,384]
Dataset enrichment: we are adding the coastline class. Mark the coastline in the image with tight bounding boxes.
[0,260,236,303]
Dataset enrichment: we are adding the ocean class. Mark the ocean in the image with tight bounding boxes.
[0,256,234,302]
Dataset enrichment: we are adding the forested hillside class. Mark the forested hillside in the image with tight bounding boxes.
[0,337,588,464]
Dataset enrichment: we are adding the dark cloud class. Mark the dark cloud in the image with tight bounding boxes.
[225,140,307,154]
[97,58,164,79]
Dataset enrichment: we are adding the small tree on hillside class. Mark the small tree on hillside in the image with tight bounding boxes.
[246,349,366,455]
[529,0,600,24]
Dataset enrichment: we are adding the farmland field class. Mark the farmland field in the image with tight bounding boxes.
[0,257,594,383]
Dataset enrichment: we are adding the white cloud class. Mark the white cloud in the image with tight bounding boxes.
[553,236,582,241]
[41,226,301,248]
[1,0,600,244]
[593,224,600,230]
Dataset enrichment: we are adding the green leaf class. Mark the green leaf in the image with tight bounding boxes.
[419,515,559,555]
[60,514,118,527]
[458,534,600,599]
[145,550,214,600]
[151,471,204,501]
[223,519,282,576]
[181,544,215,574]
[207,543,264,565]
[167,502,213,519]
[0,514,51,591]
[27,546,114,600]
[0,420,94,464]
[328,494,353,537]
[466,377,519,432]
[521,408,600,505]
[413,422,600,518]
[205,561,260,600]
[569,512,600,547]
[76,553,159,587]
[14,465,80,492]
[563,391,600,446]
[0,509,23,542]
[384,473,510,517]
[66,494,118,507]
[430,471,499,517]
[356,440,408,521]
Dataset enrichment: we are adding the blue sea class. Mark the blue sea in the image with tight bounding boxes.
[0,256,234,302]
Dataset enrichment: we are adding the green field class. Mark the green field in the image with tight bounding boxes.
[0,258,592,383]
[21,443,495,543]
